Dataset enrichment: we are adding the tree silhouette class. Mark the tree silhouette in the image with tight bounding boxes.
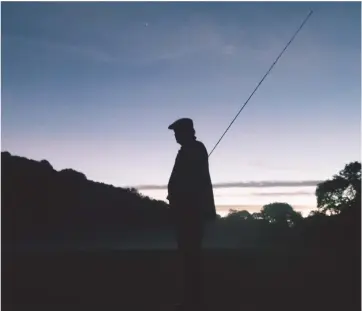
[261,202,302,227]
[252,212,264,220]
[308,210,326,217]
[126,187,144,199]
[227,209,252,221]
[316,161,361,215]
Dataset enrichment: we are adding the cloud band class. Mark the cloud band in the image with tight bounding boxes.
[133,180,321,190]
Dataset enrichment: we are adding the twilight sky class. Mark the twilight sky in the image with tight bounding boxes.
[2,2,360,216]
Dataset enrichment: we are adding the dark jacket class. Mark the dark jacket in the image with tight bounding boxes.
[168,140,216,221]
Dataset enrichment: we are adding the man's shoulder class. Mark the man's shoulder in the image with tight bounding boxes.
[194,140,205,147]
[180,140,208,157]
[193,140,208,156]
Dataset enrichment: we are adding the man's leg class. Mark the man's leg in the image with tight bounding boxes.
[183,221,203,308]
[176,221,190,308]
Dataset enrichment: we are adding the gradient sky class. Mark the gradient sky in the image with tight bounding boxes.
[2,2,360,216]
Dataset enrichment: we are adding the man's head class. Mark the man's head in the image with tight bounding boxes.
[168,118,196,145]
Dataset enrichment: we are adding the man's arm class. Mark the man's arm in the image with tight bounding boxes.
[167,151,182,205]
[183,143,209,196]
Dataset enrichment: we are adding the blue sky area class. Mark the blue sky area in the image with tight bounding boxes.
[2,2,360,215]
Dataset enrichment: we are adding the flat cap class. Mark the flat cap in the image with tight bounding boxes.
[168,118,194,131]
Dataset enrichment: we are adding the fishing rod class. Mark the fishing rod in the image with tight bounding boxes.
[208,10,314,158]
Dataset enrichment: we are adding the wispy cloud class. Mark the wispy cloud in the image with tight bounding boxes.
[2,7,326,69]
[214,190,315,197]
[4,5,320,66]
[3,34,118,64]
[134,180,321,190]
[250,190,315,196]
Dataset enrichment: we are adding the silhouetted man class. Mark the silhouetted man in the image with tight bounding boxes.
[167,118,216,310]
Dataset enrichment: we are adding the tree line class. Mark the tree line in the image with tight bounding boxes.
[220,161,360,248]
[2,151,360,248]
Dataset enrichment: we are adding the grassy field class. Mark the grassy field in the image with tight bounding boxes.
[3,247,359,311]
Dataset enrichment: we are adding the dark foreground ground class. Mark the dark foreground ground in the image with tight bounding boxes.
[3,247,360,311]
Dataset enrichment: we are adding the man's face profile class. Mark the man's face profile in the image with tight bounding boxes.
[174,130,182,145]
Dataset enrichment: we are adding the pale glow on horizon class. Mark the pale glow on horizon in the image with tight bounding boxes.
[140,186,317,216]
[217,211,229,218]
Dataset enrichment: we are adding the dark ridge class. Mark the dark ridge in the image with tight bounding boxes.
[1,151,171,242]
